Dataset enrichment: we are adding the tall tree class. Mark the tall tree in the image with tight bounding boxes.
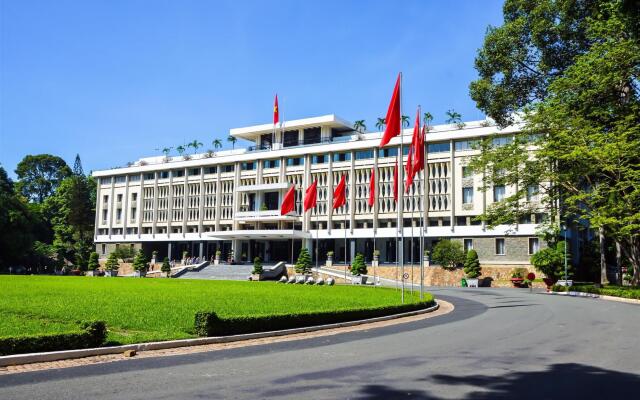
[468,0,640,284]
[375,117,386,131]
[15,154,72,203]
[353,120,366,132]
[73,154,84,176]
[227,136,237,149]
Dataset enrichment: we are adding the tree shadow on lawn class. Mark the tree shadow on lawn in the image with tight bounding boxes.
[355,363,640,399]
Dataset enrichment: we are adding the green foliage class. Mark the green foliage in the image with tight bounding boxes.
[469,0,640,285]
[530,241,572,280]
[353,120,366,132]
[295,247,312,274]
[15,154,72,203]
[104,252,119,271]
[350,253,367,276]
[252,256,263,275]
[132,249,148,272]
[431,240,465,271]
[194,297,435,336]
[463,249,481,278]
[112,246,135,261]
[0,321,106,356]
[87,252,100,271]
[511,267,529,279]
[161,257,171,277]
[0,276,429,345]
[551,284,640,300]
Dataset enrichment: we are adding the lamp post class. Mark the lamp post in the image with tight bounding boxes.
[562,223,568,285]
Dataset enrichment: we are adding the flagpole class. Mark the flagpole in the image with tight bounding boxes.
[420,118,426,300]
[315,209,319,276]
[410,183,414,295]
[344,208,348,283]
[398,72,405,304]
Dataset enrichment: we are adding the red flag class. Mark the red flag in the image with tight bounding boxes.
[368,169,375,207]
[413,124,425,174]
[405,108,420,192]
[280,185,295,215]
[273,94,279,125]
[333,175,347,209]
[304,180,317,212]
[393,161,398,202]
[379,74,401,148]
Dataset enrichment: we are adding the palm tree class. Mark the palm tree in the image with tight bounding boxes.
[162,147,172,157]
[423,112,434,132]
[227,136,237,150]
[375,117,386,131]
[445,109,464,128]
[353,120,366,133]
[212,139,222,150]
[188,140,203,154]
[176,145,186,156]
[401,115,410,128]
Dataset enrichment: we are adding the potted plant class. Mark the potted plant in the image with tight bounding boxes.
[161,257,172,278]
[214,250,221,265]
[350,253,368,284]
[182,250,189,264]
[252,256,263,281]
[295,248,312,277]
[151,250,159,265]
[104,252,119,277]
[132,249,148,278]
[86,252,100,276]
[372,249,380,267]
[510,268,527,287]
[463,249,481,287]
[326,251,334,268]
[228,249,235,264]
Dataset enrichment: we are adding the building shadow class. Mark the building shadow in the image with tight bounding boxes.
[356,363,640,399]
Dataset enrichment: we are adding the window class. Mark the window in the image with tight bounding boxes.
[221,164,234,173]
[312,155,327,164]
[462,166,473,178]
[333,152,351,162]
[241,162,255,170]
[189,168,201,176]
[100,177,111,185]
[117,194,122,202]
[495,238,505,255]
[528,238,540,255]
[129,175,140,182]
[103,195,109,205]
[427,142,450,153]
[286,157,304,166]
[159,171,169,179]
[492,136,513,147]
[263,159,280,169]
[144,173,155,180]
[116,209,122,221]
[130,208,137,221]
[101,244,106,254]
[205,166,217,174]
[462,187,474,204]
[355,150,373,160]
[378,148,398,158]
[172,170,184,178]
[115,176,126,183]
[102,209,107,223]
[464,239,473,253]
[493,185,505,202]
[131,193,138,201]
[456,216,468,226]
[455,140,479,151]
[526,185,539,201]
[402,146,410,155]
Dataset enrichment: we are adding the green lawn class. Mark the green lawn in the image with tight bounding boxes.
[0,276,430,345]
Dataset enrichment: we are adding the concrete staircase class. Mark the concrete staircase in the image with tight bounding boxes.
[178,261,288,281]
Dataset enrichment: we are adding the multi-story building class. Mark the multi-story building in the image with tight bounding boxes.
[92,114,545,267]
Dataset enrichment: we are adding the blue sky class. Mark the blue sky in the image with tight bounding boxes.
[0,0,504,177]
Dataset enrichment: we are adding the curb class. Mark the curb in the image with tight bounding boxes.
[0,301,440,367]
[545,291,640,305]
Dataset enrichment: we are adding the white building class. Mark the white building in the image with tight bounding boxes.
[92,114,545,266]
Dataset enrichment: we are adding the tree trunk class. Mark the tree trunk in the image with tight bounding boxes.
[615,240,623,285]
[620,237,640,287]
[599,227,608,285]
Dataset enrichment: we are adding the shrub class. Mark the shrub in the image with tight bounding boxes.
[104,252,119,271]
[530,241,572,280]
[327,251,334,257]
[194,299,435,337]
[431,240,465,271]
[351,253,367,276]
[295,248,312,274]
[463,249,481,278]
[87,252,100,271]
[132,249,148,272]
[0,321,107,356]
[113,246,135,262]
[215,250,221,257]
[161,257,171,277]
[252,256,263,275]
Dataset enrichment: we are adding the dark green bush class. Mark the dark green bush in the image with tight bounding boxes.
[194,300,435,337]
[350,253,367,276]
[463,249,481,278]
[0,321,107,356]
[551,284,640,300]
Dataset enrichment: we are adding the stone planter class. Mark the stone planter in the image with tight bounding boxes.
[133,270,147,278]
[86,270,98,277]
[251,274,261,281]
[351,275,368,285]
[466,278,479,288]
[105,270,118,277]
[326,256,333,268]
[511,277,524,288]
[214,257,220,265]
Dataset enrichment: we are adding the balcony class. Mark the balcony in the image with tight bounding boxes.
[234,210,296,222]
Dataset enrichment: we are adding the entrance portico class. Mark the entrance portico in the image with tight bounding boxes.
[209,230,311,264]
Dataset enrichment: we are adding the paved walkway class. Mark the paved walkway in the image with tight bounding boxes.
[1,288,638,399]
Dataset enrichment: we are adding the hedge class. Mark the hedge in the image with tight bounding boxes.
[194,299,435,337]
[0,321,107,356]
[552,284,640,300]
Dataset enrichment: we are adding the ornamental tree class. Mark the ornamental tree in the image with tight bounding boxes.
[161,257,171,277]
[463,249,481,279]
[87,252,100,271]
[530,241,572,280]
[252,256,263,275]
[350,253,367,276]
[132,249,148,273]
[295,248,312,275]
[104,252,119,271]
[431,240,465,271]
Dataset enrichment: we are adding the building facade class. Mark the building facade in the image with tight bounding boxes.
[92,114,545,267]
